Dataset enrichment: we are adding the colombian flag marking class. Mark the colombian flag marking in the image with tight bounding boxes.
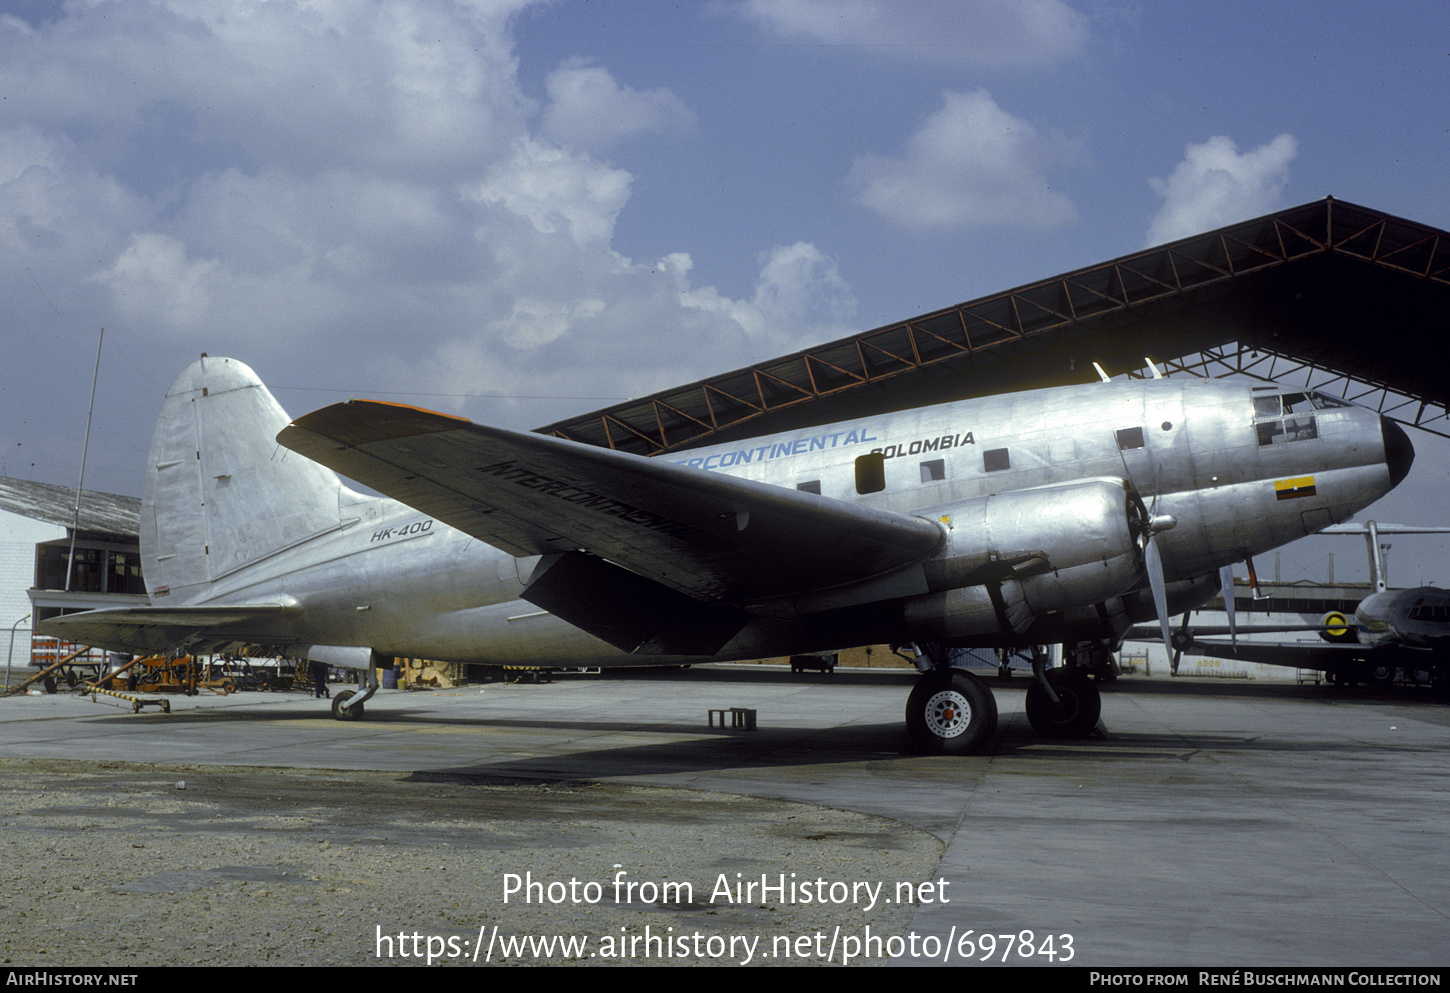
[1273,476,1317,500]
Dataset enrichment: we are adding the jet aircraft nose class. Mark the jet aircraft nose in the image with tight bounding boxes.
[1381,415,1414,488]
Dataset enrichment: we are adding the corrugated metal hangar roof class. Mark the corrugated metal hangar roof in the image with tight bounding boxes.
[537,197,1450,455]
[0,477,140,539]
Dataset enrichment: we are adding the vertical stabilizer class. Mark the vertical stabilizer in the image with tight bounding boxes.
[1364,520,1387,593]
[142,356,349,602]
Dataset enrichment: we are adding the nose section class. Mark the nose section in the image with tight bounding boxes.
[1380,416,1415,488]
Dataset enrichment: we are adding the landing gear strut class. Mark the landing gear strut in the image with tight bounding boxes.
[1025,650,1102,738]
[331,667,379,721]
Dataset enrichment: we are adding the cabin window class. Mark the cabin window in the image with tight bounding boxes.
[797,480,821,495]
[854,452,886,494]
[983,448,1010,472]
[1115,426,1145,450]
[919,459,945,483]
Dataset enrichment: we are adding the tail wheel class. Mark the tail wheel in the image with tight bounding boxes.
[331,689,364,721]
[1025,669,1101,739]
[906,670,997,755]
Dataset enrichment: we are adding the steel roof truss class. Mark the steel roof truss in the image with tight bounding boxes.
[531,200,1450,453]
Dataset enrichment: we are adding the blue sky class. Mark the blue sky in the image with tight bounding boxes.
[2,0,1448,584]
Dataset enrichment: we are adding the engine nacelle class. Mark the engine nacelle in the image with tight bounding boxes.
[903,478,1141,643]
[1319,611,1358,643]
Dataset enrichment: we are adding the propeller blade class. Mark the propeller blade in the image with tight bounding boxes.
[1219,563,1237,647]
[1145,535,1171,657]
[1172,611,1190,675]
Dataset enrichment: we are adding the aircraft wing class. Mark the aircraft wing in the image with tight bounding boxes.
[1187,638,1423,670]
[1124,623,1326,641]
[277,401,944,607]
[38,604,298,656]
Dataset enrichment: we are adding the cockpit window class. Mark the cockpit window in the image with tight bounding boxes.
[1255,391,1351,418]
[1254,392,1319,447]
[1254,395,1284,418]
[1257,416,1318,446]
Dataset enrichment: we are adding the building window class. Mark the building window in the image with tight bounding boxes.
[34,544,145,594]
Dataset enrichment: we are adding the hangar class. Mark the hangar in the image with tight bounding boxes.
[538,197,1450,456]
[0,478,142,688]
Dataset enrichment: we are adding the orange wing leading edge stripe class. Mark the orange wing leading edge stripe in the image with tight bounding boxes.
[287,400,472,447]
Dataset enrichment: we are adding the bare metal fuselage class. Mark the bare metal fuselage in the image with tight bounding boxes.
[152,375,1405,668]
[1355,586,1450,650]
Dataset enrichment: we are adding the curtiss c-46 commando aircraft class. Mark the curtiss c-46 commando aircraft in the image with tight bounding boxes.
[42,357,1414,754]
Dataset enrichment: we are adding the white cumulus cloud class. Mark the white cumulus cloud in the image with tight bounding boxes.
[0,0,859,458]
[540,59,694,154]
[466,139,634,248]
[1145,134,1299,246]
[93,232,220,332]
[732,0,1090,67]
[846,90,1079,231]
[751,243,856,342]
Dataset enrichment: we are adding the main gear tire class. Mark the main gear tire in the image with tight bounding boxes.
[905,669,997,755]
[1367,664,1396,687]
[1025,669,1102,739]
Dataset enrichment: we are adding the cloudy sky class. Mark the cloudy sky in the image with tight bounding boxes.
[3,0,1448,583]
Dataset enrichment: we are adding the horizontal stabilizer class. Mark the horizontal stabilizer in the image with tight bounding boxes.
[1123,623,1326,641]
[1189,638,1418,669]
[39,604,297,656]
[278,400,944,605]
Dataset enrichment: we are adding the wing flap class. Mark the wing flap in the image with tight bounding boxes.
[277,401,944,604]
[523,551,752,654]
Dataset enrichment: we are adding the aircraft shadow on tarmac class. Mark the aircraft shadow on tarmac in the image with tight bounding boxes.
[90,668,1448,782]
[394,725,1443,790]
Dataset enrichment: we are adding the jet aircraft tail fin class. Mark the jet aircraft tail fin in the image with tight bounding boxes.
[142,355,358,603]
[1365,521,1387,593]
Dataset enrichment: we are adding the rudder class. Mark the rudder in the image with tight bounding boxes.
[142,356,350,602]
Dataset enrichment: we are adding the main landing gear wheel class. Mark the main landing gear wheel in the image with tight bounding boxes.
[1025,669,1101,739]
[331,690,364,721]
[906,669,997,755]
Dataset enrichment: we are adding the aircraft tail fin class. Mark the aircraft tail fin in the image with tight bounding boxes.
[142,356,356,602]
[1364,521,1387,593]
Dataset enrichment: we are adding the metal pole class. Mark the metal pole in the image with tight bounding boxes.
[7,613,30,693]
[65,328,104,592]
